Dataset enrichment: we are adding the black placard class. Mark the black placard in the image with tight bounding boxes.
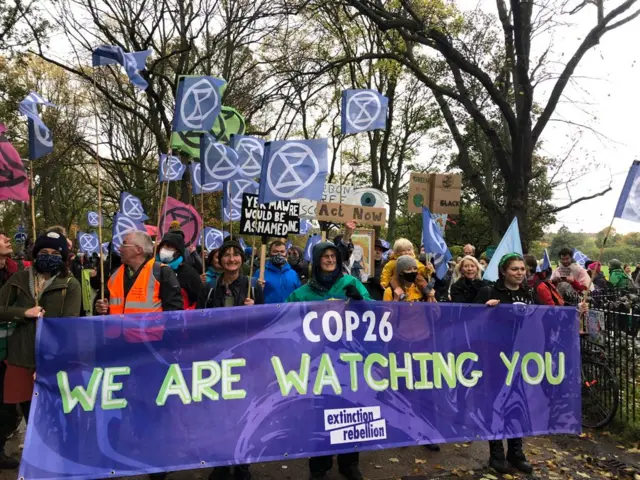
[240,194,301,237]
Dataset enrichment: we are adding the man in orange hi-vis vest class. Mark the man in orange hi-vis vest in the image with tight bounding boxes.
[95,230,183,342]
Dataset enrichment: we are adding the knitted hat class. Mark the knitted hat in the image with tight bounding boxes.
[169,221,181,231]
[218,240,246,264]
[609,259,623,270]
[396,255,417,273]
[33,231,69,258]
[158,231,186,256]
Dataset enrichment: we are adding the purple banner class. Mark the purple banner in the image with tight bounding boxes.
[20,302,581,479]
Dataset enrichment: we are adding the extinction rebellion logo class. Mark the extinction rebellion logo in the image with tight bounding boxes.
[323,406,387,445]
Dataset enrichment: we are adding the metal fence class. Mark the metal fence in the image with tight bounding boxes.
[571,289,640,426]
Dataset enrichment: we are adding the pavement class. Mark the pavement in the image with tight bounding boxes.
[2,426,639,480]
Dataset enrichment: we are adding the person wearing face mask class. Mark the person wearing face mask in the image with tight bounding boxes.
[254,241,300,304]
[0,232,81,445]
[156,231,203,309]
[449,256,486,303]
[365,239,389,300]
[202,248,222,288]
[383,255,427,302]
[287,246,309,285]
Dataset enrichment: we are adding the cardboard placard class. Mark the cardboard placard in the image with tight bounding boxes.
[297,184,355,219]
[240,194,300,237]
[430,173,461,215]
[350,229,375,278]
[408,172,433,214]
[315,202,386,226]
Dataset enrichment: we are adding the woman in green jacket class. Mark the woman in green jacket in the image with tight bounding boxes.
[0,231,81,423]
[286,241,369,480]
[609,259,631,289]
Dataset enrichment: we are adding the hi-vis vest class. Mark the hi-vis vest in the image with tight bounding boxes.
[107,259,165,343]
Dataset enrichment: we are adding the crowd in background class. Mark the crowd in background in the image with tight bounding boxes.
[0,220,602,480]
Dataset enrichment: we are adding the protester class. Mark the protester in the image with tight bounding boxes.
[475,253,535,475]
[433,260,456,301]
[463,244,476,258]
[383,255,425,302]
[197,240,264,309]
[479,255,489,270]
[588,262,609,290]
[0,233,19,469]
[609,259,631,289]
[632,263,640,283]
[287,245,309,285]
[549,248,589,291]
[524,255,564,306]
[449,256,485,303]
[255,240,300,304]
[286,241,369,479]
[156,230,203,309]
[0,231,81,439]
[203,248,222,288]
[380,239,435,301]
[365,239,389,300]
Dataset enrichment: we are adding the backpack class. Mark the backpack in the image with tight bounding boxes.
[535,278,565,306]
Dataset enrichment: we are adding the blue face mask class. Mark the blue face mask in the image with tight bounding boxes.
[34,254,64,273]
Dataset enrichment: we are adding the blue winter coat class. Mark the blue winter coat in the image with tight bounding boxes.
[255,261,301,304]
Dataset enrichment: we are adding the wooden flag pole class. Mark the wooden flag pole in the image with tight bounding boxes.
[247,237,257,300]
[229,182,234,241]
[29,160,39,307]
[200,190,206,275]
[259,235,267,284]
[154,180,166,256]
[92,73,105,301]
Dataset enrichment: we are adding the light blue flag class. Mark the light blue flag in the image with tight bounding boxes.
[573,249,590,267]
[222,178,259,211]
[200,134,247,184]
[87,211,102,227]
[19,91,55,131]
[27,119,53,160]
[111,213,146,253]
[189,162,223,195]
[238,238,247,251]
[258,139,328,203]
[119,192,148,221]
[92,45,151,90]
[422,207,452,279]
[173,76,226,132]
[230,134,265,178]
[341,89,388,135]
[285,240,293,251]
[223,204,240,222]
[101,243,109,256]
[297,219,313,235]
[77,231,100,255]
[304,235,321,262]
[379,239,391,250]
[483,217,523,282]
[198,227,227,251]
[542,249,551,271]
[159,154,186,182]
[614,160,640,223]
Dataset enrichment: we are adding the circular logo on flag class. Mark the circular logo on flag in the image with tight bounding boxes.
[267,142,320,199]
[163,207,200,246]
[346,91,382,131]
[179,78,220,130]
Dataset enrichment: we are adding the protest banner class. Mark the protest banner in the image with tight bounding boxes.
[316,202,386,226]
[408,172,432,214]
[297,184,386,218]
[408,173,462,215]
[20,302,580,479]
[240,194,300,237]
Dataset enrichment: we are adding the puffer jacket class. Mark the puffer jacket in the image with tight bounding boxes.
[0,269,81,368]
[450,277,487,303]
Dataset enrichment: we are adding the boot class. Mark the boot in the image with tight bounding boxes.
[209,466,232,480]
[0,451,19,470]
[425,443,440,452]
[507,438,533,474]
[233,465,252,480]
[488,440,509,474]
[338,463,364,480]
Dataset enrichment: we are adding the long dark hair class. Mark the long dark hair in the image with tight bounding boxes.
[498,253,525,280]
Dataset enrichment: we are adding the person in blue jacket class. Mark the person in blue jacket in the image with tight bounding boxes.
[255,240,301,304]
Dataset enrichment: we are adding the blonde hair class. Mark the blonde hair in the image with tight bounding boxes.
[393,238,414,255]
[453,255,483,282]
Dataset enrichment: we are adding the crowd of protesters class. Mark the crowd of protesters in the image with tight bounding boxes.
[0,219,607,480]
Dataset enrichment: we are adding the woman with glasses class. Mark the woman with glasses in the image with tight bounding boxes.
[0,231,81,427]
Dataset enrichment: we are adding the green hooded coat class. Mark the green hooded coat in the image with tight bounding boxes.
[286,242,370,303]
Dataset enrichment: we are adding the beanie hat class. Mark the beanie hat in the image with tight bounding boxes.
[396,255,417,274]
[609,259,623,270]
[218,240,246,264]
[33,231,69,258]
[158,231,186,256]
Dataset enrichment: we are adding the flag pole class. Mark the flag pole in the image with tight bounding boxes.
[92,72,105,301]
[200,190,206,275]
[247,236,256,300]
[229,182,234,241]
[154,180,166,256]
[28,160,38,307]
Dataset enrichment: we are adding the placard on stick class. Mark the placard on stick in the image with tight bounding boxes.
[241,194,300,237]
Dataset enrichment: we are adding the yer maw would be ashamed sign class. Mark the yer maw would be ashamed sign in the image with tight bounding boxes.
[241,194,300,237]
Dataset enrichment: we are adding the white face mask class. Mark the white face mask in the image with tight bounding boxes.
[159,248,176,263]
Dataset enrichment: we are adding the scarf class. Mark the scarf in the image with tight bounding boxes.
[29,268,58,301]
[317,268,342,290]
[157,255,184,271]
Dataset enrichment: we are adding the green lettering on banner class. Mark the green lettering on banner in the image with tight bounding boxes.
[221,359,246,400]
[156,364,191,406]
[388,352,413,390]
[364,353,389,391]
[57,368,104,414]
[313,353,341,395]
[545,352,565,385]
[500,351,520,386]
[272,354,310,396]
[340,352,363,391]
[101,367,130,410]
[432,352,456,388]
[412,353,434,389]
[521,352,545,385]
[456,352,483,387]
[192,361,222,402]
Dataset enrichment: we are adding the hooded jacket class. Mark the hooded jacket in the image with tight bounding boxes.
[158,232,203,307]
[255,260,300,304]
[288,246,310,285]
[286,242,370,302]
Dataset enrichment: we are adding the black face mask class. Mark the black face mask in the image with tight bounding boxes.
[400,271,418,283]
[34,254,64,274]
[270,254,287,268]
[287,254,300,266]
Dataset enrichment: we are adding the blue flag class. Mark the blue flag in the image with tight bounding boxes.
[198,227,227,251]
[111,213,146,252]
[223,178,259,211]
[258,139,328,203]
[341,89,388,134]
[92,45,151,90]
[230,134,265,178]
[189,163,223,195]
[573,249,590,267]
[304,235,321,262]
[173,76,226,132]
[119,192,148,221]
[484,217,523,282]
[27,119,53,160]
[223,205,240,222]
[159,154,186,182]
[77,232,100,255]
[200,134,247,183]
[542,249,551,271]
[379,239,391,250]
[87,211,102,227]
[422,207,452,279]
[614,160,640,223]
[285,240,293,251]
[297,219,313,235]
[19,91,55,131]
[101,242,109,256]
